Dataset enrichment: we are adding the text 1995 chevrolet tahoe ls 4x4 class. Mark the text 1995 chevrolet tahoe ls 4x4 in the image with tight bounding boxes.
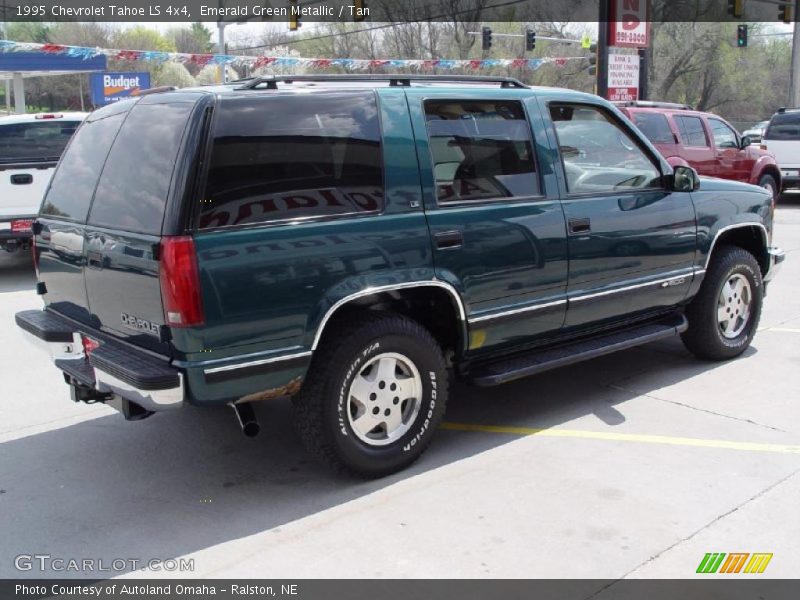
[15,75,785,477]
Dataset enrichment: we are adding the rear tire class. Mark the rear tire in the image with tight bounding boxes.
[293,313,448,478]
[681,246,763,360]
[758,174,778,201]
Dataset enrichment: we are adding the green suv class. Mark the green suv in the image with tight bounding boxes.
[15,75,785,477]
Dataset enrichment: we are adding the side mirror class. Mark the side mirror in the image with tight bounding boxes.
[670,166,700,193]
[740,135,752,149]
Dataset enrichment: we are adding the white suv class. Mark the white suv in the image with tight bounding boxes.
[0,112,87,253]
[763,108,800,193]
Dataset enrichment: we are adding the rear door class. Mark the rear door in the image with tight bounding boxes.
[406,89,569,354]
[82,97,198,354]
[37,106,129,324]
[672,114,715,175]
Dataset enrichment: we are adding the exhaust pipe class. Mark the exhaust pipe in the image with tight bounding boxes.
[231,402,260,438]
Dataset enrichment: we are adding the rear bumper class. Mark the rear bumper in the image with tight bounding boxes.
[764,246,785,284]
[15,309,184,412]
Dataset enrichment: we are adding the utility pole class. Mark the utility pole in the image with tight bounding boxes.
[638,47,649,100]
[597,0,610,98]
[791,0,800,107]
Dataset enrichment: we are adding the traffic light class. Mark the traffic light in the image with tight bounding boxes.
[525,28,536,52]
[585,43,598,76]
[727,0,744,18]
[779,1,793,23]
[737,24,748,48]
[482,26,492,51]
[289,0,300,31]
[353,0,366,22]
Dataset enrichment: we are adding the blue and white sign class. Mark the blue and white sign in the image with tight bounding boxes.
[90,72,151,106]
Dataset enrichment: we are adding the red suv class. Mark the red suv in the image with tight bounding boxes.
[615,101,782,199]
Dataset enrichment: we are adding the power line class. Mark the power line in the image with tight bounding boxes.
[233,0,532,51]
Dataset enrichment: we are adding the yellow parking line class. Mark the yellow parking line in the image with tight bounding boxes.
[440,422,800,455]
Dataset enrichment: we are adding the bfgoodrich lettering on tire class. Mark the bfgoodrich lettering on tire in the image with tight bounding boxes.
[293,313,448,478]
[681,245,763,360]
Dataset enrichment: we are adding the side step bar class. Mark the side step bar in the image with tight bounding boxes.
[467,314,688,387]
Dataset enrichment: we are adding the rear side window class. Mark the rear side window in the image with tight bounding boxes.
[632,112,674,144]
[88,102,193,235]
[674,116,708,147]
[764,112,800,140]
[424,100,539,203]
[41,114,125,221]
[0,119,81,164]
[199,92,383,230]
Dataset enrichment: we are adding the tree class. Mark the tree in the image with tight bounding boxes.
[153,63,196,88]
[167,23,214,76]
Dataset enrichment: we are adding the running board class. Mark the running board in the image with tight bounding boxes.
[467,314,688,387]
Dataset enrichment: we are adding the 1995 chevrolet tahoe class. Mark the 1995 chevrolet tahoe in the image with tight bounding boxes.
[15,75,785,477]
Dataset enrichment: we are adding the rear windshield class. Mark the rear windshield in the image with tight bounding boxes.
[632,112,675,144]
[0,119,81,164]
[88,102,193,235]
[764,112,800,140]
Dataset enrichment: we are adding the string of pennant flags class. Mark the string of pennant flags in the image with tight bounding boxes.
[0,39,587,71]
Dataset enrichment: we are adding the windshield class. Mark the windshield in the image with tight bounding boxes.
[0,119,82,163]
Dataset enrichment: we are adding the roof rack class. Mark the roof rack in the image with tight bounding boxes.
[234,74,527,90]
[777,107,800,113]
[138,86,178,96]
[613,100,694,110]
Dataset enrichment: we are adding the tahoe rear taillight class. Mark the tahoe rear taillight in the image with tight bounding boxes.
[159,236,204,328]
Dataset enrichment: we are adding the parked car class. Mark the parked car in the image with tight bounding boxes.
[615,101,781,199]
[742,120,770,144]
[762,107,800,192]
[0,112,88,253]
[15,76,784,478]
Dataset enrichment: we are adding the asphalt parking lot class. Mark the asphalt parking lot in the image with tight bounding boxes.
[1,198,798,581]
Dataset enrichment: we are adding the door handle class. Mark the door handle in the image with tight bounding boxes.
[434,230,463,249]
[568,218,591,234]
[10,174,33,185]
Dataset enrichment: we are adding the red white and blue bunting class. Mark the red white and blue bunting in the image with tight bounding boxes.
[0,39,585,71]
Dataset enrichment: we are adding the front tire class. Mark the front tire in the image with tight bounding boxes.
[293,313,448,478]
[681,246,763,360]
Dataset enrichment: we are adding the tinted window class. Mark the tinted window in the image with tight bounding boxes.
[199,92,383,230]
[424,100,539,203]
[709,118,738,148]
[0,119,82,163]
[41,114,125,221]
[550,104,661,194]
[764,112,800,140]
[674,116,708,147]
[632,112,675,144]
[89,102,193,235]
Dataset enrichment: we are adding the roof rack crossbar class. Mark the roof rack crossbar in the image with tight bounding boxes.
[613,100,694,111]
[234,74,527,90]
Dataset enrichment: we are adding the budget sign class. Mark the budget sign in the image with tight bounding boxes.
[90,72,151,106]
